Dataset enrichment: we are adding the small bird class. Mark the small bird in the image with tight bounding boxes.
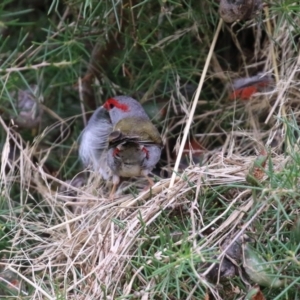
[79,95,162,199]
[229,73,274,100]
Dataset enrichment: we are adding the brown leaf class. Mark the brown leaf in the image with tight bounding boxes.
[251,285,266,300]
[204,292,210,300]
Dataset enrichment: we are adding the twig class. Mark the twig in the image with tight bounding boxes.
[264,5,280,124]
[0,61,74,73]
[78,77,87,126]
[264,6,279,84]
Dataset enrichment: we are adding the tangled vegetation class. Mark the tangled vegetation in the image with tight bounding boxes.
[1,0,300,299]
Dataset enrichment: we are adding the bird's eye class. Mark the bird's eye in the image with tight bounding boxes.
[109,103,114,109]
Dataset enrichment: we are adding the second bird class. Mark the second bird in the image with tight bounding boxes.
[79,95,163,199]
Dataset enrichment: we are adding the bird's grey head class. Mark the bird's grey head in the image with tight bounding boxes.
[103,95,149,124]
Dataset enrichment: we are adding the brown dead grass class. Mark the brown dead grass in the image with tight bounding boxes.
[0,118,290,299]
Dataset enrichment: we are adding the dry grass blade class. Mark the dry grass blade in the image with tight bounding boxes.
[169,18,223,189]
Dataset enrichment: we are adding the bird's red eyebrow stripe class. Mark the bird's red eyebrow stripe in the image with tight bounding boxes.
[104,98,129,112]
[230,86,257,100]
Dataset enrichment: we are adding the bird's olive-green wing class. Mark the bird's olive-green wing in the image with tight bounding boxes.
[113,117,162,145]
